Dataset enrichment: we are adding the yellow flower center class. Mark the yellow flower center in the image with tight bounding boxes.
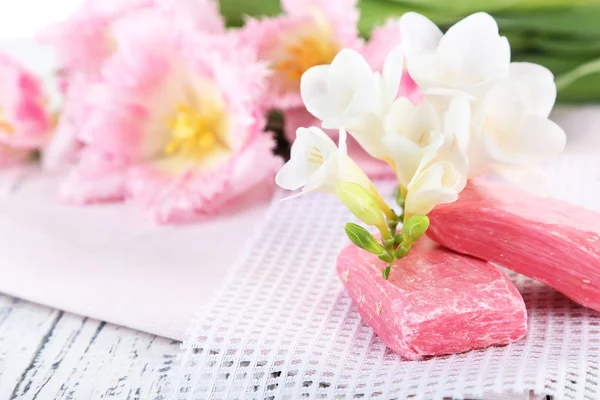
[0,106,15,135]
[275,34,339,81]
[164,103,226,159]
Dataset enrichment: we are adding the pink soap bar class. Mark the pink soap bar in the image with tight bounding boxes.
[428,179,600,312]
[337,237,527,360]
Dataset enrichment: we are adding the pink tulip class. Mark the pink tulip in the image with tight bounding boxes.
[60,18,281,223]
[0,54,51,166]
[240,0,362,110]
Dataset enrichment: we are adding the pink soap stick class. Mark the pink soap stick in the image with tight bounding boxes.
[428,179,600,312]
[337,236,527,360]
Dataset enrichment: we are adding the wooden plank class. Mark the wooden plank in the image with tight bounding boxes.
[0,295,61,400]
[9,308,180,400]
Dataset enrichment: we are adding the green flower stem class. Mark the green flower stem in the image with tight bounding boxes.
[382,264,392,280]
[396,186,407,224]
[370,185,397,222]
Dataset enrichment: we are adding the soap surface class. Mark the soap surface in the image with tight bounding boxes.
[428,179,600,312]
[336,237,527,360]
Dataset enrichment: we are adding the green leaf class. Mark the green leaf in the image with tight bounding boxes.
[218,0,281,27]
[494,6,600,38]
[556,57,600,92]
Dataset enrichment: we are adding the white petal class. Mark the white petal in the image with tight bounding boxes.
[339,154,373,190]
[277,126,339,191]
[384,97,439,143]
[399,12,443,56]
[492,164,550,196]
[410,132,445,182]
[383,98,443,185]
[483,81,526,134]
[384,97,417,136]
[405,161,461,216]
[327,49,373,112]
[511,114,566,159]
[295,126,338,158]
[422,87,477,101]
[382,45,405,106]
[382,134,423,187]
[301,65,337,123]
[345,114,387,160]
[303,155,340,193]
[437,12,510,88]
[443,95,472,154]
[275,159,310,191]
[509,62,556,117]
[406,53,439,90]
[345,73,382,119]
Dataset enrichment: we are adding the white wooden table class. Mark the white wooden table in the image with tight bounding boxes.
[0,294,180,399]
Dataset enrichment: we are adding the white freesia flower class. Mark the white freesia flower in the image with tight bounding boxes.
[275,126,372,196]
[300,46,404,159]
[382,96,469,189]
[468,63,566,190]
[438,96,471,176]
[400,12,510,99]
[381,98,443,187]
[377,95,469,217]
[404,160,465,217]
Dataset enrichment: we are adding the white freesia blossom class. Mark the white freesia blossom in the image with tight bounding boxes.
[468,63,566,191]
[381,96,469,216]
[400,12,510,99]
[300,46,404,159]
[438,96,471,177]
[404,160,465,217]
[275,127,372,197]
[382,95,469,186]
[381,98,444,187]
[285,10,567,220]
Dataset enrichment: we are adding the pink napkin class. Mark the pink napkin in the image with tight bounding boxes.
[0,168,272,340]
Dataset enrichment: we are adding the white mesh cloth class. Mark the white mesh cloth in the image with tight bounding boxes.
[169,154,600,400]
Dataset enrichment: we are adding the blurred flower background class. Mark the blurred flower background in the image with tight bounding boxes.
[221,0,600,103]
[0,0,597,223]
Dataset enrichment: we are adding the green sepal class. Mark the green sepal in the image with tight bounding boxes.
[402,215,430,244]
[394,234,404,245]
[394,244,412,259]
[377,250,394,263]
[383,237,395,249]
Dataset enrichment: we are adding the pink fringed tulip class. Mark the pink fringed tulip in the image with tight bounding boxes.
[241,0,362,110]
[40,0,225,170]
[39,0,224,81]
[60,19,281,223]
[0,54,51,167]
